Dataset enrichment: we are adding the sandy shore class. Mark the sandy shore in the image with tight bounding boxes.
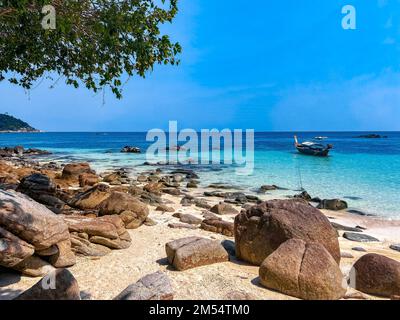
[2,180,400,300]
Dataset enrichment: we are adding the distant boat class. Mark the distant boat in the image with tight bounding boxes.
[314,136,328,140]
[294,135,332,157]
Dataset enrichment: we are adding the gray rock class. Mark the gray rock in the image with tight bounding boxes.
[331,222,363,233]
[221,240,235,256]
[163,188,181,196]
[194,198,211,210]
[317,199,348,211]
[178,213,202,225]
[352,247,367,252]
[347,209,375,217]
[168,223,197,230]
[343,232,379,243]
[114,271,173,300]
[341,251,354,259]
[390,244,400,252]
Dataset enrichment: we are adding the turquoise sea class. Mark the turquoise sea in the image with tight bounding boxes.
[1,132,399,219]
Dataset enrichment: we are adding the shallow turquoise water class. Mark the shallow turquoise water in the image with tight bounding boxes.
[0,132,399,219]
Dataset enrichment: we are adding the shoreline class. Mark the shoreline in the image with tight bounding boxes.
[1,151,400,300]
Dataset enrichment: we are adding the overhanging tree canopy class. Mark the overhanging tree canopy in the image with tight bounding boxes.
[0,0,181,98]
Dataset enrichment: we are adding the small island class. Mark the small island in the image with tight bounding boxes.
[0,113,39,133]
[356,134,388,139]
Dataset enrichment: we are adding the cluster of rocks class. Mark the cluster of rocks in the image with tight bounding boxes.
[0,190,75,277]
[120,146,141,153]
[0,157,155,277]
[0,146,51,158]
[293,190,348,211]
[2,147,400,301]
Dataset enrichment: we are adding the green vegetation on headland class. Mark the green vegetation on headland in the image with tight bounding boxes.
[0,113,38,132]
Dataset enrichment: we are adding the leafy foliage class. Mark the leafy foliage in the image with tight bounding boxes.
[0,0,181,98]
[0,113,37,131]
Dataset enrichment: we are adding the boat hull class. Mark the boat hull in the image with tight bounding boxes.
[296,146,330,157]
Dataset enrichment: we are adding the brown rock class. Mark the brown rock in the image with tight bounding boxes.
[137,175,148,183]
[70,234,111,257]
[173,213,202,225]
[35,245,59,257]
[0,226,34,268]
[0,190,71,251]
[13,256,55,277]
[61,162,95,183]
[201,211,221,220]
[224,290,257,300]
[144,182,164,195]
[259,239,345,300]
[79,173,100,187]
[98,191,149,229]
[168,223,198,230]
[211,203,239,215]
[63,215,119,239]
[234,199,340,265]
[114,271,173,300]
[351,253,400,297]
[162,188,181,196]
[15,269,80,300]
[103,173,121,184]
[89,235,131,250]
[155,204,175,212]
[68,183,111,210]
[48,240,76,268]
[201,219,234,236]
[144,217,157,226]
[166,236,229,271]
[128,185,144,196]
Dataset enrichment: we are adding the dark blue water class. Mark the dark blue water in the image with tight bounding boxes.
[1,132,399,218]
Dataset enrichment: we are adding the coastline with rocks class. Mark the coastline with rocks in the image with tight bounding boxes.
[1,146,400,300]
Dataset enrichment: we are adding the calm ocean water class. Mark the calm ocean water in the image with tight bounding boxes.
[1,132,399,219]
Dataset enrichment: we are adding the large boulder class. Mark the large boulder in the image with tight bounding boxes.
[98,191,149,229]
[0,190,71,251]
[61,163,95,183]
[15,269,81,300]
[166,236,229,271]
[17,173,56,198]
[259,239,345,300]
[351,253,400,297]
[114,271,173,300]
[234,199,340,265]
[16,174,65,211]
[68,183,111,210]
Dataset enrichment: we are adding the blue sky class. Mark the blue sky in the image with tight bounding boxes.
[1,0,400,131]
